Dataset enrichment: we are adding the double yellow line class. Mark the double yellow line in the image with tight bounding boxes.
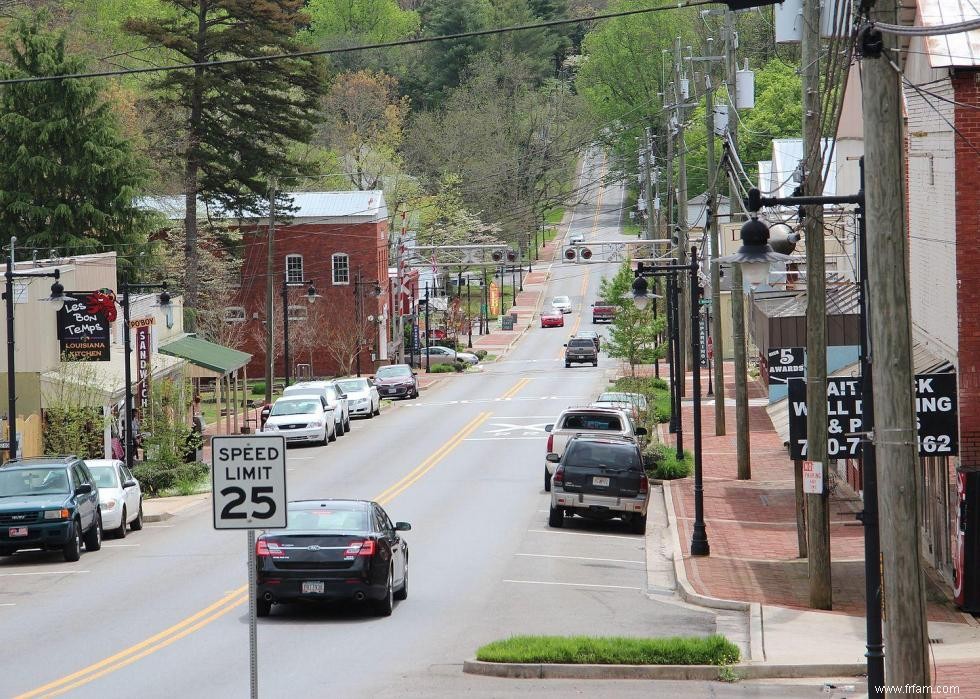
[499,377,530,400]
[17,410,495,698]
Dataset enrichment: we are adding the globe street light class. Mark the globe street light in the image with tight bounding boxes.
[717,216,797,287]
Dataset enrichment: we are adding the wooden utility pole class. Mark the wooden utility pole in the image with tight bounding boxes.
[673,37,689,382]
[725,11,749,477]
[666,123,675,261]
[861,0,930,684]
[802,0,831,610]
[264,179,276,406]
[705,74,726,436]
[643,127,655,241]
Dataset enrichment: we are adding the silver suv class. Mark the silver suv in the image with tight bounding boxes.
[547,435,649,534]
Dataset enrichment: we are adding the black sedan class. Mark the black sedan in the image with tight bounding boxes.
[255,499,410,617]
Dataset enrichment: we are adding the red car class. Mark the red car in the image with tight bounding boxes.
[541,311,565,328]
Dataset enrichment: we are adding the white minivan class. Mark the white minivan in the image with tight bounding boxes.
[282,381,351,436]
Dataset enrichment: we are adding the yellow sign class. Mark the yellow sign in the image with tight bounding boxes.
[489,282,501,316]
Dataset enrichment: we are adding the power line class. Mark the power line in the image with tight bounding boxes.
[0,2,713,86]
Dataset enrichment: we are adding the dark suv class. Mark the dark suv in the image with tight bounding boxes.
[547,435,649,534]
[564,337,598,367]
[0,456,103,561]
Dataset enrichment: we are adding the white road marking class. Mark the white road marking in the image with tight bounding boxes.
[483,422,550,435]
[0,603,15,606]
[464,437,544,441]
[144,525,174,528]
[101,543,140,548]
[0,570,90,577]
[527,529,640,541]
[515,553,644,565]
[503,579,642,591]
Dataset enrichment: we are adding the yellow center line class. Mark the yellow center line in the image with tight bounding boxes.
[18,407,498,698]
[499,377,531,400]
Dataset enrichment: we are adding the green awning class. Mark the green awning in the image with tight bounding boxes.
[159,335,251,375]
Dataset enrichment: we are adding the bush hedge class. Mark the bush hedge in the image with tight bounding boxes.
[644,442,693,480]
[134,461,209,496]
[476,634,740,666]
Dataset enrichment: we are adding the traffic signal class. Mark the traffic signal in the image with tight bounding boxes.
[564,247,577,261]
[580,248,593,260]
[490,250,504,262]
[506,250,517,263]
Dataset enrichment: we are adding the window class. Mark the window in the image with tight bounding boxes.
[223,307,246,323]
[285,254,304,284]
[332,253,350,285]
[287,305,307,321]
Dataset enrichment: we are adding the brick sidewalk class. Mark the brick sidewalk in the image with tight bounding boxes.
[662,361,965,625]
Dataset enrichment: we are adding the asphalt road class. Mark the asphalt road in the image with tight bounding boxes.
[1,149,846,699]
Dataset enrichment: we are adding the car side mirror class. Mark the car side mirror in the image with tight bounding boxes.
[562,343,567,347]
[123,479,137,489]
[75,483,93,495]
[369,375,375,380]
[394,521,412,531]
[412,372,418,377]
[545,424,553,432]
[546,453,561,463]
[635,427,648,436]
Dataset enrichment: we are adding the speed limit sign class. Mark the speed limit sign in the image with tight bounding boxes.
[211,434,287,529]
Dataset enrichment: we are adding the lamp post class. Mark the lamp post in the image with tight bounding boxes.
[4,238,69,460]
[353,276,382,377]
[631,247,709,556]
[282,279,317,387]
[119,282,171,472]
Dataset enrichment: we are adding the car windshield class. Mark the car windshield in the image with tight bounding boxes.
[564,441,642,472]
[270,399,320,416]
[560,413,623,431]
[568,339,594,348]
[336,379,367,393]
[377,365,411,379]
[0,467,71,496]
[599,392,648,409]
[89,466,120,489]
[553,297,569,304]
[286,505,369,532]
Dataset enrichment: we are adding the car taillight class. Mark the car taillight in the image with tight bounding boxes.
[639,475,649,496]
[553,465,564,487]
[345,540,376,558]
[256,539,285,558]
[546,434,554,453]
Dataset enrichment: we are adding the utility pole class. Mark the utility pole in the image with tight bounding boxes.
[672,37,689,381]
[355,266,364,377]
[860,2,930,684]
[665,125,674,261]
[264,179,276,406]
[643,127,655,241]
[802,0,831,610]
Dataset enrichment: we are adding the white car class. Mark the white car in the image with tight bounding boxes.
[569,233,585,244]
[335,377,381,418]
[86,459,143,538]
[263,395,336,445]
[283,381,351,436]
[552,296,572,314]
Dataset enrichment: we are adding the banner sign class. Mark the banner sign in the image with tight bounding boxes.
[57,290,116,361]
[131,318,154,414]
[788,373,959,460]
[699,314,708,367]
[766,347,805,385]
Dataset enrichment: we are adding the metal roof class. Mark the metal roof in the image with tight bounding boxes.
[917,1,980,68]
[159,335,252,375]
[139,190,387,222]
[753,277,860,320]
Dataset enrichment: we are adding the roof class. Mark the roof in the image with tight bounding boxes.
[159,336,251,375]
[753,279,860,319]
[140,190,387,223]
[916,1,980,68]
[767,139,837,198]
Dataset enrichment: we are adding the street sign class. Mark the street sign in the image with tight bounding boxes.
[766,347,805,385]
[57,290,114,361]
[699,298,712,306]
[211,435,287,530]
[802,460,824,494]
[698,315,708,367]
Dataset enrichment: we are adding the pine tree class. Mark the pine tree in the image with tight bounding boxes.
[0,13,149,262]
[124,1,325,322]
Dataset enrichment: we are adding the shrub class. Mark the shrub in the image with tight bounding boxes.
[427,364,455,374]
[644,442,693,480]
[453,361,465,372]
[134,461,209,497]
[476,634,739,666]
[251,382,266,396]
[474,349,488,359]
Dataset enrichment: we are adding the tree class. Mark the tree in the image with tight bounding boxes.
[600,261,665,377]
[0,13,151,266]
[306,0,418,44]
[124,1,325,324]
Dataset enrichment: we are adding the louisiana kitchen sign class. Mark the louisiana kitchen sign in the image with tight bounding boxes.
[57,290,116,361]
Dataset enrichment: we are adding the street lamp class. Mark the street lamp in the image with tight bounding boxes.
[282,279,317,386]
[4,239,70,459]
[716,215,796,287]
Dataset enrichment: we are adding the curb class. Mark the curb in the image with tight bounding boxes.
[142,511,173,523]
[142,493,210,523]
[462,659,867,681]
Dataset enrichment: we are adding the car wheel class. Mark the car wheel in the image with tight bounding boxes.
[593,361,598,367]
[115,507,128,539]
[321,427,329,446]
[131,502,144,531]
[411,388,419,399]
[548,505,564,528]
[84,513,103,551]
[336,419,345,437]
[345,416,351,431]
[257,597,271,618]
[630,513,648,535]
[544,467,551,492]
[373,402,381,416]
[374,568,394,617]
[63,521,82,562]
[564,362,570,368]
[394,558,408,601]
[328,425,338,442]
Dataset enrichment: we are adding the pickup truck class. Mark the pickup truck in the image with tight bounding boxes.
[542,406,646,491]
[591,301,616,324]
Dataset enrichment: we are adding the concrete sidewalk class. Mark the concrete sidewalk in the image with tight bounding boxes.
[655,360,980,694]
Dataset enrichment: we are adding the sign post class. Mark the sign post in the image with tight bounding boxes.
[212,434,288,699]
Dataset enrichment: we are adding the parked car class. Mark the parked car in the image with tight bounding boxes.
[548,434,649,534]
[86,459,143,538]
[591,301,616,324]
[593,391,649,420]
[564,337,598,367]
[543,406,646,491]
[283,381,350,436]
[421,345,479,366]
[573,330,601,351]
[262,395,336,446]
[0,456,103,561]
[551,295,572,314]
[255,499,410,617]
[335,377,381,418]
[372,364,419,399]
[540,311,564,328]
[569,232,585,244]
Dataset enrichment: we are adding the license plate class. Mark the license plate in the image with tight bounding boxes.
[592,476,610,487]
[301,581,325,594]
[8,527,28,537]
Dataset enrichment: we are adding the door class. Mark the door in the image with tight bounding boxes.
[72,465,95,529]
[120,463,140,519]
[377,506,405,586]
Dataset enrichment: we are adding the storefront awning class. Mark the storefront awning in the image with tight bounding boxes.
[159,335,251,377]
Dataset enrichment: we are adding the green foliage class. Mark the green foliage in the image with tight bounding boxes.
[42,406,105,460]
[142,376,192,471]
[0,13,151,262]
[251,382,267,397]
[474,349,488,359]
[134,461,208,497]
[306,0,419,46]
[737,59,803,184]
[613,375,671,424]
[476,634,740,665]
[644,442,693,480]
[427,364,456,374]
[601,262,666,375]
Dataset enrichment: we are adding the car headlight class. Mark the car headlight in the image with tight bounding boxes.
[264,424,278,431]
[44,508,70,520]
[308,420,323,428]
[100,499,117,511]
[356,398,369,405]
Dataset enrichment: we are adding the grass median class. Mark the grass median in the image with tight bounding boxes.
[475,634,739,666]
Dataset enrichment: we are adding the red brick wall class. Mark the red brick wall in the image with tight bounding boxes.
[954,71,980,467]
[232,220,389,379]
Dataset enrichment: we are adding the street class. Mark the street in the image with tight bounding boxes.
[2,150,838,699]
